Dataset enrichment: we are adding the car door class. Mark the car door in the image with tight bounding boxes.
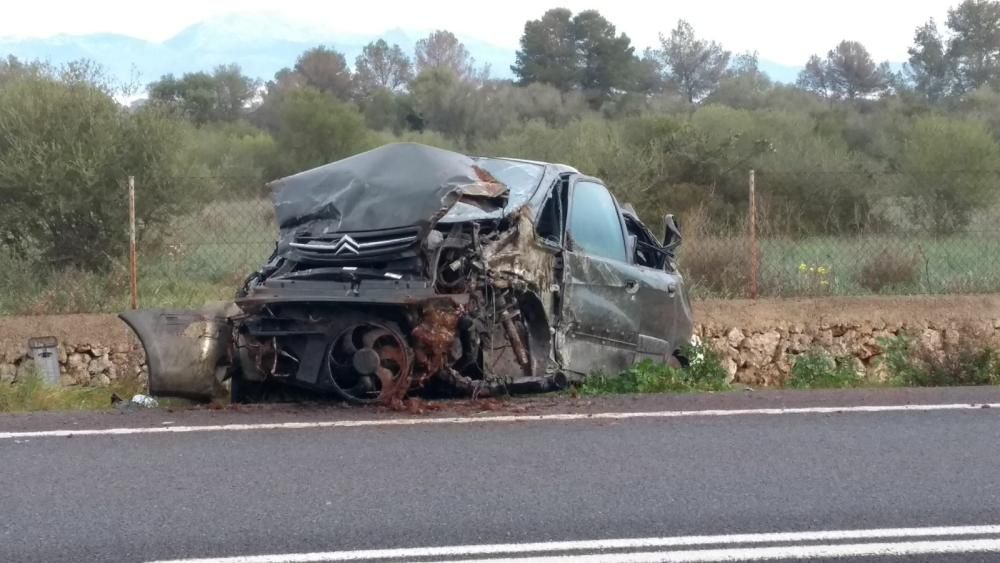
[621,211,691,361]
[557,176,641,376]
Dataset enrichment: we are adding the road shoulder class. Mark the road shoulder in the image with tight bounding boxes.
[2,386,999,433]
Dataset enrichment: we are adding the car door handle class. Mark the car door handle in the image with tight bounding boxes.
[625,279,640,294]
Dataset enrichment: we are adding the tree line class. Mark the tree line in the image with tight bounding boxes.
[145,1,1000,123]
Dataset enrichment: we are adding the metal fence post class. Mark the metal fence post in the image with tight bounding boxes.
[129,175,138,309]
[749,169,759,299]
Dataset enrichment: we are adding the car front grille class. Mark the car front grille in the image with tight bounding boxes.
[290,226,420,261]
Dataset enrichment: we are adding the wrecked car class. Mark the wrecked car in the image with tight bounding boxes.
[120,143,693,404]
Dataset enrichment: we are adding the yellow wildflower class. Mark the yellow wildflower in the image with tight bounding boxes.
[798,263,808,272]
[817,266,829,276]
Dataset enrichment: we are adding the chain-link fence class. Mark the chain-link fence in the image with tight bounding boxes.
[0,178,277,315]
[681,170,1000,299]
[2,171,999,315]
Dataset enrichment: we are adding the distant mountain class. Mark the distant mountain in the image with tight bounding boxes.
[758,61,802,85]
[0,14,521,87]
[0,13,820,89]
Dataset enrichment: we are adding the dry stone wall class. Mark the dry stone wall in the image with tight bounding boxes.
[0,296,998,388]
[0,341,147,387]
[696,295,1000,385]
[0,314,147,388]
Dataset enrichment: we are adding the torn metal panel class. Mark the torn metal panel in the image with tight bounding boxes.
[482,208,558,308]
[119,303,235,401]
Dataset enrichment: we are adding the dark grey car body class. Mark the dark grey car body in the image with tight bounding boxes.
[121,143,693,404]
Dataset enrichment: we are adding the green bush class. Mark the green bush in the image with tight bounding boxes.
[896,116,1000,233]
[882,335,1000,387]
[270,87,370,176]
[0,73,193,271]
[691,106,880,234]
[580,344,729,395]
[787,351,861,389]
[179,120,278,191]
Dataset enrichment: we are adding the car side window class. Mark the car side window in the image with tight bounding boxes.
[624,214,667,270]
[535,178,568,246]
[567,181,627,262]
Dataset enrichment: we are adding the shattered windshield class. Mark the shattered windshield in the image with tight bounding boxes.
[474,158,546,201]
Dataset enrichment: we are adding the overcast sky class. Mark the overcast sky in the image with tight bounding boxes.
[2,0,958,65]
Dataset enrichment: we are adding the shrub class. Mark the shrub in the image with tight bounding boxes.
[0,73,193,271]
[896,116,1000,233]
[787,351,861,389]
[681,238,751,297]
[882,335,1000,387]
[682,342,732,387]
[677,207,752,297]
[270,87,369,176]
[691,105,877,234]
[579,344,729,395]
[179,121,278,192]
[856,249,920,292]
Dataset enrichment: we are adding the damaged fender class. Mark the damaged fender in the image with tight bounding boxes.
[119,303,234,401]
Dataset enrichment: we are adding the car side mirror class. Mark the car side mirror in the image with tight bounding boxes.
[662,214,682,252]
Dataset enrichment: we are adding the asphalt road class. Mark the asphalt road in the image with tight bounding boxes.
[2,387,1000,562]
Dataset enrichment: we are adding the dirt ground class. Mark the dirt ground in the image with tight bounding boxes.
[696,294,1000,330]
[0,313,137,345]
[1,294,999,345]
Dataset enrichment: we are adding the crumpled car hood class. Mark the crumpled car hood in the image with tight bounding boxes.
[269,143,509,241]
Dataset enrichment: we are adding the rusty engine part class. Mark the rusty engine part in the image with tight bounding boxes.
[411,306,461,388]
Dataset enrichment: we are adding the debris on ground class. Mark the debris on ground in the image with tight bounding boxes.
[112,392,159,411]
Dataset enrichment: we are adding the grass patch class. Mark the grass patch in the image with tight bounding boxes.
[756,234,1000,297]
[580,345,730,396]
[787,351,862,389]
[0,374,145,413]
[683,233,1000,299]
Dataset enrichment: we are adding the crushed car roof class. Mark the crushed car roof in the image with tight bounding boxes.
[268,143,578,234]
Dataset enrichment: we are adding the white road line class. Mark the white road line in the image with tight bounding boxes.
[2,402,997,441]
[437,539,1000,562]
[145,525,1000,563]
